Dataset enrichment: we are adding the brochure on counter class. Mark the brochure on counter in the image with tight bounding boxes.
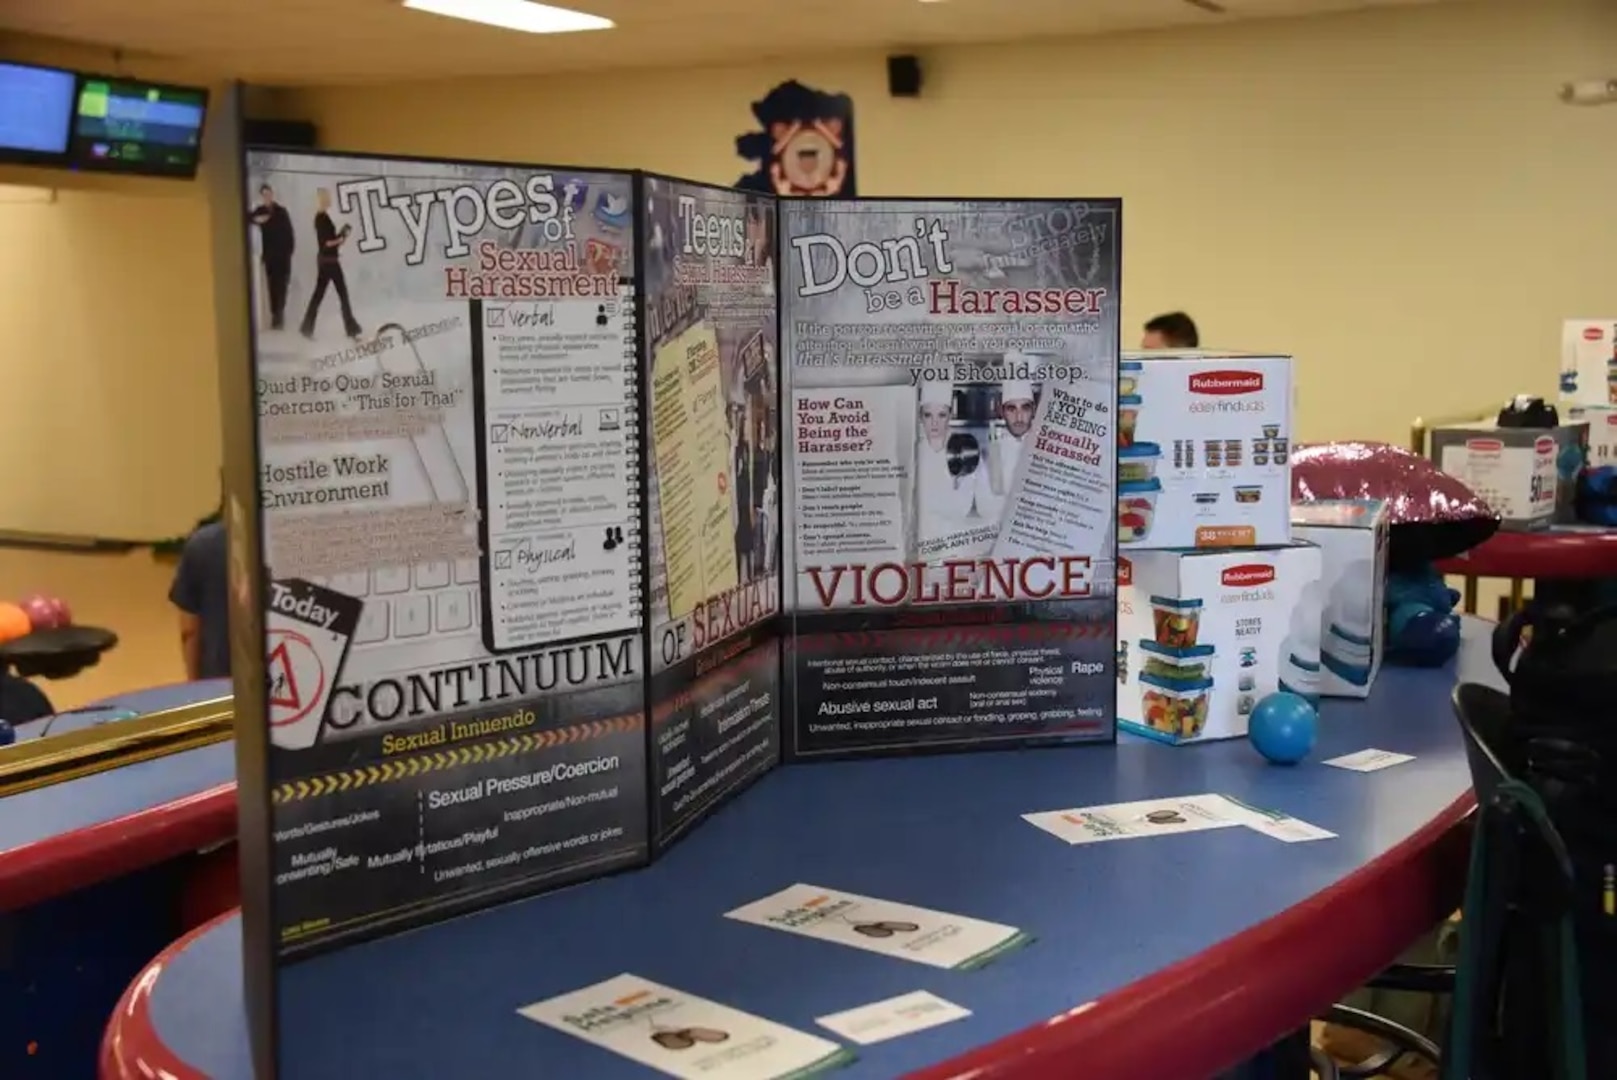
[1025,794,1334,845]
[725,883,1031,970]
[780,198,1123,760]
[519,974,855,1079]
[233,146,1126,960]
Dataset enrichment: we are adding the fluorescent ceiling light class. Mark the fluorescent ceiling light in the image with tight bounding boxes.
[401,0,613,34]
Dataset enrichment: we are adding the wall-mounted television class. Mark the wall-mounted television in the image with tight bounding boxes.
[67,75,209,179]
[0,61,77,167]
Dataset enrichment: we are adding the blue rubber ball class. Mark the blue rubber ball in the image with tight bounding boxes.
[1248,691,1318,765]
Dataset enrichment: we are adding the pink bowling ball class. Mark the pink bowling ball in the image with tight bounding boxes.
[19,594,71,632]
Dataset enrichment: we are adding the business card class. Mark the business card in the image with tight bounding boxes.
[1324,748,1416,773]
[1215,795,1337,843]
[815,991,970,1046]
[517,973,853,1079]
[725,884,1030,971]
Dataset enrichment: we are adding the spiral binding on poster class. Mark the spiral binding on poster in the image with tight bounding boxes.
[620,276,644,617]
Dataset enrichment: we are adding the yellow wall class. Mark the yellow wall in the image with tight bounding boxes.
[0,36,269,539]
[0,0,1612,543]
[0,186,220,538]
[281,0,1617,446]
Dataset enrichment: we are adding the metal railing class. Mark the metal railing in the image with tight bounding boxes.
[0,694,234,798]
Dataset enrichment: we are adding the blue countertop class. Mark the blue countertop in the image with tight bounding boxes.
[125,624,1491,1080]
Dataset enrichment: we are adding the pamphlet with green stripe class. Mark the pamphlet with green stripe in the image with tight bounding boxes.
[726,883,1032,970]
[518,973,855,1079]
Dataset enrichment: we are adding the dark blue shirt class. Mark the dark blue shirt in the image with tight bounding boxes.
[169,522,231,680]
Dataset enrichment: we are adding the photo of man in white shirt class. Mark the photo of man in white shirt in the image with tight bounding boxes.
[988,377,1037,500]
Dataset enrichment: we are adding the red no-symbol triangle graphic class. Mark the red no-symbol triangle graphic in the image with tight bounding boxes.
[267,640,303,712]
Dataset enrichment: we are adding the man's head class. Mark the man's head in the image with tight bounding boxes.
[1141,312,1199,350]
[999,380,1036,438]
[259,183,276,205]
[316,187,332,211]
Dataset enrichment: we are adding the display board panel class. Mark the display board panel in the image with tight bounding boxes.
[640,175,782,849]
[780,198,1122,759]
[243,149,649,955]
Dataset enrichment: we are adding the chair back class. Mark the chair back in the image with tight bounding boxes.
[1454,682,1515,805]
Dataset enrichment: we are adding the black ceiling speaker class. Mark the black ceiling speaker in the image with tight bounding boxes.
[242,118,319,149]
[887,55,922,98]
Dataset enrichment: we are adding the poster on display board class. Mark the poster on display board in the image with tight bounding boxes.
[640,175,782,849]
[780,198,1122,759]
[243,148,648,954]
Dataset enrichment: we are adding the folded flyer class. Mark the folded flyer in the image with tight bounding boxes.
[1023,794,1248,844]
[725,883,1030,970]
[518,973,853,1079]
[1024,793,1334,845]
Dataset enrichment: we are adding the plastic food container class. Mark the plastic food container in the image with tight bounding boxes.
[1120,360,1143,397]
[1118,479,1161,544]
[1279,652,1322,705]
[1139,641,1214,686]
[1118,441,1161,483]
[1323,625,1374,686]
[1139,674,1213,739]
[1118,394,1143,446]
[1149,594,1202,648]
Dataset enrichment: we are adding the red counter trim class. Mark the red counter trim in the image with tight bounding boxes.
[100,912,228,1080]
[1436,529,1617,580]
[904,791,1475,1080]
[100,793,1475,1080]
[0,783,236,912]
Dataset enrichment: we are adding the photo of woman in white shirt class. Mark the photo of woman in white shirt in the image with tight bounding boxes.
[914,379,993,560]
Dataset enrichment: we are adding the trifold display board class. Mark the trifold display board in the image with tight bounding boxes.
[223,134,1119,1076]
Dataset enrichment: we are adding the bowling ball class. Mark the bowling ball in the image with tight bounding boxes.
[0,603,32,644]
[19,594,70,632]
[0,719,14,747]
[1248,691,1319,765]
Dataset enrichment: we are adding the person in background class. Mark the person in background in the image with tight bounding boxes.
[299,187,364,341]
[0,671,53,725]
[248,183,295,330]
[1141,311,1200,349]
[170,520,231,680]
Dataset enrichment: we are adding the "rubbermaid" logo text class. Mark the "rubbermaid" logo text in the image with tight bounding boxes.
[1189,370,1264,395]
[1221,564,1276,587]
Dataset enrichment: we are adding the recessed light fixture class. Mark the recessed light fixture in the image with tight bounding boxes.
[401,0,613,34]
